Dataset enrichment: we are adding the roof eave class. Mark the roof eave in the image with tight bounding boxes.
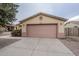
[20,12,67,23]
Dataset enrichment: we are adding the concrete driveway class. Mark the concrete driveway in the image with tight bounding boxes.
[0,37,74,56]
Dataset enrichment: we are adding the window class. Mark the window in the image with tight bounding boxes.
[74,26,78,28]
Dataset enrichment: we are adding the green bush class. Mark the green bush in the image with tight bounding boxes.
[11,29,21,37]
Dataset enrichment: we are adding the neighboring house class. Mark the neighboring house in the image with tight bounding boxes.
[0,24,14,32]
[5,24,14,31]
[64,16,79,38]
[15,12,67,38]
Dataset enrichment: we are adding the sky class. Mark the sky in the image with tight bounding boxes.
[15,3,79,24]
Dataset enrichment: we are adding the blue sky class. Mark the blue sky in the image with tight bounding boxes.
[15,3,79,24]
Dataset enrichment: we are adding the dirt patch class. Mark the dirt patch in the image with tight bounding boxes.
[0,39,20,49]
[59,38,79,56]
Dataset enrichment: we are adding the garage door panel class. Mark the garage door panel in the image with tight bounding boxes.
[27,24,57,38]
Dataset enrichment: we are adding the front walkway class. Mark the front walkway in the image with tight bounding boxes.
[0,36,74,56]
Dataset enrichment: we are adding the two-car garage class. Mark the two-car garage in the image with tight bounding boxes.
[27,24,57,38]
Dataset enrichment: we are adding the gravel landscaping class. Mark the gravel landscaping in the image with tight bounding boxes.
[0,39,20,49]
[59,38,79,56]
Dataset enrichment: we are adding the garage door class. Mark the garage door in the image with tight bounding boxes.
[27,24,57,38]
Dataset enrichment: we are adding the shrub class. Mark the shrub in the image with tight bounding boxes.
[11,29,21,37]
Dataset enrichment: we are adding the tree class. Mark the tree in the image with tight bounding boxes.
[0,3,19,27]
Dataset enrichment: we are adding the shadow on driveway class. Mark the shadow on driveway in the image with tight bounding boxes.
[0,39,20,49]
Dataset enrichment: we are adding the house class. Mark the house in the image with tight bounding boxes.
[5,24,14,31]
[65,22,79,36]
[64,16,79,38]
[15,12,67,38]
[0,24,14,32]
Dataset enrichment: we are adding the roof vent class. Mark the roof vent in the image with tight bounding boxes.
[39,16,43,20]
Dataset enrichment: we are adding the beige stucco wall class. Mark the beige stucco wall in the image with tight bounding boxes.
[21,14,65,38]
[64,22,79,28]
[14,24,22,30]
